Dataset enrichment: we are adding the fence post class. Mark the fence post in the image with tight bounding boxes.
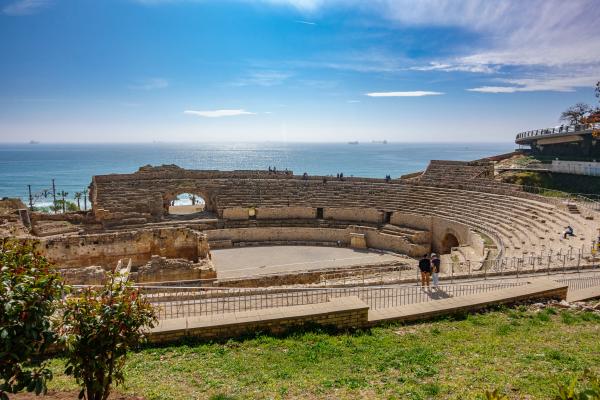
[577,252,581,273]
[483,261,487,280]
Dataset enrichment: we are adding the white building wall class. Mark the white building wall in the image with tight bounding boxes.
[551,160,600,177]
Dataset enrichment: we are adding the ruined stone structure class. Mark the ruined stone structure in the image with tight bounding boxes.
[2,160,597,285]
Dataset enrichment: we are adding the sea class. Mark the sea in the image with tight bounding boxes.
[0,142,514,207]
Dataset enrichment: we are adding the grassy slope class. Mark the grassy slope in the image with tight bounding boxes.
[501,171,600,195]
[45,307,600,400]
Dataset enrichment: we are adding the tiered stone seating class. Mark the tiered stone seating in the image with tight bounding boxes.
[90,164,597,263]
[211,180,593,259]
[418,160,494,183]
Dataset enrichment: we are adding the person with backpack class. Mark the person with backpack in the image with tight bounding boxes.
[418,254,431,288]
[430,253,441,288]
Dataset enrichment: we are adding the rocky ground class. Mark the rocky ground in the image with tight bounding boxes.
[529,298,600,314]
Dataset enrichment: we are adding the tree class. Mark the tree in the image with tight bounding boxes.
[74,192,82,211]
[0,240,64,399]
[60,273,157,400]
[58,191,68,213]
[560,102,593,125]
[82,188,88,211]
[595,80,600,114]
[52,200,78,213]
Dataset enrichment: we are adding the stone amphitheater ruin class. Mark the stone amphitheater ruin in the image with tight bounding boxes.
[2,159,598,288]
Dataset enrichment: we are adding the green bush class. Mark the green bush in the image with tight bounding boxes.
[0,239,64,399]
[59,273,157,400]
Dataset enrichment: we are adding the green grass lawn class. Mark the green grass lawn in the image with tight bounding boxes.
[46,306,600,399]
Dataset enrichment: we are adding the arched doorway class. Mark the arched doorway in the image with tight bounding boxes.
[440,232,459,254]
[166,193,206,216]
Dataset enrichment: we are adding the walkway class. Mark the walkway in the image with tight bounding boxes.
[149,279,569,343]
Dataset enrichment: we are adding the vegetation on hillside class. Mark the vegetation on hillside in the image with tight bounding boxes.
[500,170,600,196]
[559,81,600,125]
[42,305,600,399]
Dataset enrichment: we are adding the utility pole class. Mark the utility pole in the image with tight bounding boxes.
[28,185,34,211]
[51,179,57,214]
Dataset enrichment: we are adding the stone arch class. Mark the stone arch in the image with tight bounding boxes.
[162,188,215,216]
[439,232,460,254]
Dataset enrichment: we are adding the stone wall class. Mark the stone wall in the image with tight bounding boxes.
[431,217,471,254]
[256,206,316,220]
[351,226,430,257]
[391,212,471,254]
[134,255,216,283]
[205,226,429,257]
[37,227,209,269]
[206,226,349,245]
[324,207,382,223]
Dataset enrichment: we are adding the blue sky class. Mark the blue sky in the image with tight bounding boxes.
[0,0,599,143]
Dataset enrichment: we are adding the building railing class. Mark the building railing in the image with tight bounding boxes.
[516,123,600,141]
[139,282,527,320]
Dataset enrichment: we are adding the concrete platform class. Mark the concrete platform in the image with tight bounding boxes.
[211,245,403,279]
[567,286,600,302]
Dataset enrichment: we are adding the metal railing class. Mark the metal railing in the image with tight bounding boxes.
[555,275,600,291]
[516,123,600,141]
[451,250,600,279]
[141,282,526,320]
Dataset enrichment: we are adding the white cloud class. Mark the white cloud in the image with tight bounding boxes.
[132,0,600,91]
[129,78,169,90]
[232,70,291,87]
[3,0,51,15]
[467,74,599,93]
[365,91,443,97]
[410,62,497,74]
[380,1,600,73]
[184,109,256,118]
[467,86,519,94]
[291,50,405,74]
[295,20,316,25]
[257,0,324,11]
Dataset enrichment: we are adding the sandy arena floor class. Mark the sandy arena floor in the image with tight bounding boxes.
[211,245,404,279]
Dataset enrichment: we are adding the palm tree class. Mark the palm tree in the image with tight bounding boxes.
[74,192,82,210]
[58,191,68,213]
[82,188,88,211]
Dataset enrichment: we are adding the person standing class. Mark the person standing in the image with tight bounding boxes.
[418,254,431,288]
[431,253,441,288]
